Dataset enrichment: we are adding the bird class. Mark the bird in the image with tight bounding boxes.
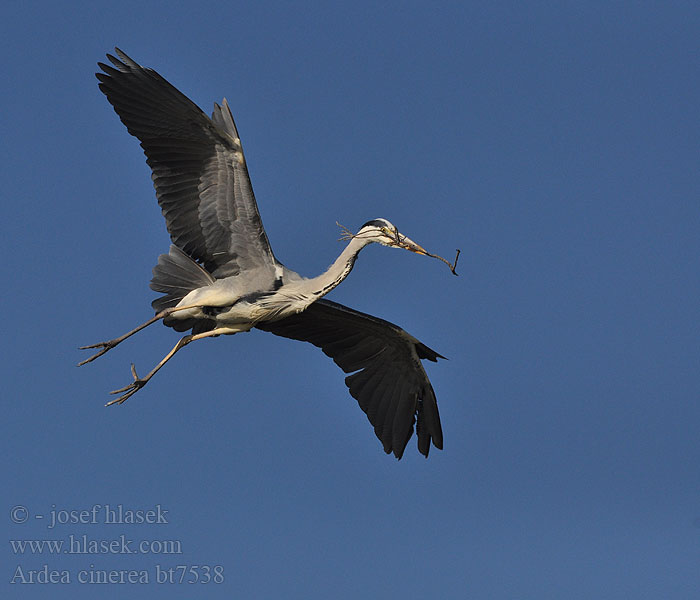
[80,48,451,459]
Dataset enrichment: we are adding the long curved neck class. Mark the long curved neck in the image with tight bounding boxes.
[306,236,373,300]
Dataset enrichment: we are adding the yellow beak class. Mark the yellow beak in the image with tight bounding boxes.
[399,235,428,255]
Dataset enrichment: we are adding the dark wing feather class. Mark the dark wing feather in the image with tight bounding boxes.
[256,299,444,459]
[96,48,276,277]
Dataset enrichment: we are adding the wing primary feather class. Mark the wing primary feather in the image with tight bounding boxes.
[96,48,279,279]
[256,299,445,459]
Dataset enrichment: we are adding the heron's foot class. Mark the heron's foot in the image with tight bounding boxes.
[106,364,147,406]
[78,339,119,366]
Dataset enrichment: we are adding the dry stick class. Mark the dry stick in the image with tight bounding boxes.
[426,248,460,276]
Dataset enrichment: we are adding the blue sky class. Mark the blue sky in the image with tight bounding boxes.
[2,1,699,598]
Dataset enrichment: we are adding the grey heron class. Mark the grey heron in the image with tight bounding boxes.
[81,48,454,459]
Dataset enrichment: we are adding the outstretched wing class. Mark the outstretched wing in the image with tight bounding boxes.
[96,48,276,278]
[256,299,444,459]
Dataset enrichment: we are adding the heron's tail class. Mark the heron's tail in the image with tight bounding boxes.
[150,245,215,313]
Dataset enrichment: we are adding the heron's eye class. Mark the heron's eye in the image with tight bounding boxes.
[382,227,402,244]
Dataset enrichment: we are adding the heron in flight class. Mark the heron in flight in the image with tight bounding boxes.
[81,49,454,459]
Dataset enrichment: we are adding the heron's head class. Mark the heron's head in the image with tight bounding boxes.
[355,218,428,255]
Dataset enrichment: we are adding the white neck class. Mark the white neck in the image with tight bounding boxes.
[305,235,374,300]
[251,236,375,322]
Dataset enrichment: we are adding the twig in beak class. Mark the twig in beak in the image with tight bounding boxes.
[337,221,356,241]
[424,248,460,276]
[391,225,404,246]
[337,221,460,276]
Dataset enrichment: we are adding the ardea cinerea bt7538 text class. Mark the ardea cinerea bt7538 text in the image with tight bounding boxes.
[80,49,458,459]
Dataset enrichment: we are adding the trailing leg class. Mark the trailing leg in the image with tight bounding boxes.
[77,304,204,366]
[105,327,241,406]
